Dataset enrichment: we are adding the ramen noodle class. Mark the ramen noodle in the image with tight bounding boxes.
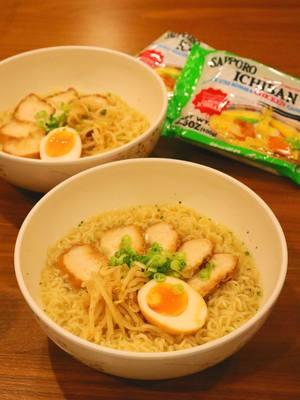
[40,204,261,352]
[163,44,300,184]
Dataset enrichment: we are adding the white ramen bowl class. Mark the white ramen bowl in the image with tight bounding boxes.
[14,158,287,380]
[0,46,167,192]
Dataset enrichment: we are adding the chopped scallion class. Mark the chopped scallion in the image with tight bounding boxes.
[153,273,166,282]
[199,261,215,280]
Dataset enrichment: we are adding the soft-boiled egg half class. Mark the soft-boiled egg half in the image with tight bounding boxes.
[138,276,208,335]
[40,127,82,161]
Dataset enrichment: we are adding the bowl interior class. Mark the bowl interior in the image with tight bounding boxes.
[16,159,286,316]
[0,46,165,125]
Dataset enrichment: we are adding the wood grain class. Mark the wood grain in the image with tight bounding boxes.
[0,1,299,399]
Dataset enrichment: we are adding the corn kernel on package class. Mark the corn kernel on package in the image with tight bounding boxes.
[163,44,300,184]
[137,32,211,95]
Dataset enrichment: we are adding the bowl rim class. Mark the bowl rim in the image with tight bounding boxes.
[14,158,288,359]
[0,45,168,166]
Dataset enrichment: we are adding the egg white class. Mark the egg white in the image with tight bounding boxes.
[40,127,82,161]
[138,276,208,335]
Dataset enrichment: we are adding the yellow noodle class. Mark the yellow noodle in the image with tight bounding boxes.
[67,94,149,156]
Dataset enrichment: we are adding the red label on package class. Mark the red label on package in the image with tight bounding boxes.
[138,49,164,68]
[192,88,229,115]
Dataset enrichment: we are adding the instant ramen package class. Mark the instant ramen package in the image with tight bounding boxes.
[137,32,211,95]
[163,44,300,184]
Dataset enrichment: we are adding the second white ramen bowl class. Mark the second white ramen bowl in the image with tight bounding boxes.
[0,46,168,192]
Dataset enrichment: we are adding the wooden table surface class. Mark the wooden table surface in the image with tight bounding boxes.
[0,1,299,399]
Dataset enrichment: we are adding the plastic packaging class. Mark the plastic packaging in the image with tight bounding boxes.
[163,44,300,184]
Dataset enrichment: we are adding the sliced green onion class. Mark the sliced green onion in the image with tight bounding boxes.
[170,260,181,271]
[170,271,181,278]
[199,269,210,280]
[109,256,119,266]
[199,261,215,280]
[120,235,132,249]
[154,273,166,282]
[150,242,163,253]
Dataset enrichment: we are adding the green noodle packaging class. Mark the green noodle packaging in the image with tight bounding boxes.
[163,44,300,184]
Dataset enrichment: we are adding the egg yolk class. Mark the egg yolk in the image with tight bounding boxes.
[147,283,188,316]
[45,130,76,157]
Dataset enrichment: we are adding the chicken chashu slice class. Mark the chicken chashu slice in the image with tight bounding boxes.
[0,120,42,139]
[59,244,108,287]
[180,238,213,278]
[79,94,108,111]
[145,222,179,253]
[188,253,238,297]
[13,94,55,122]
[100,225,145,258]
[46,88,79,109]
[2,130,44,158]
